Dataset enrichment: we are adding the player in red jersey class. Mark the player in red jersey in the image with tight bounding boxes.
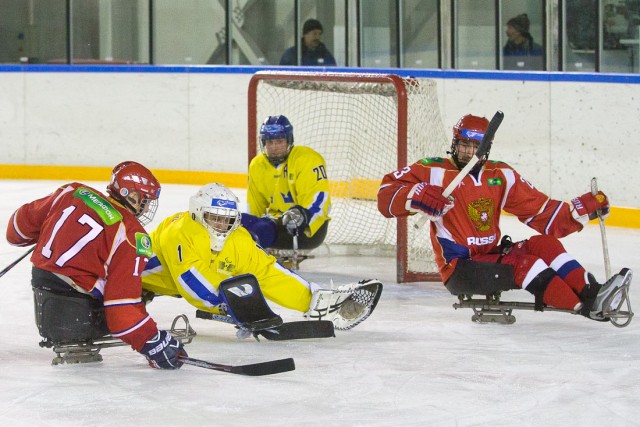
[378,114,630,322]
[6,161,187,368]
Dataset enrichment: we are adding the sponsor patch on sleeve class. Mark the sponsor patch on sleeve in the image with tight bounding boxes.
[135,232,153,257]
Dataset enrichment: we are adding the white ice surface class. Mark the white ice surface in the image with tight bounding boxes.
[1,180,639,426]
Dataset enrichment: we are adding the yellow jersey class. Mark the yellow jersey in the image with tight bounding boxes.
[248,146,331,237]
[142,211,318,313]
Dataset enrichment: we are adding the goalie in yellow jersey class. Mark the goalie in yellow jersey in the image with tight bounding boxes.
[240,115,331,255]
[141,183,382,336]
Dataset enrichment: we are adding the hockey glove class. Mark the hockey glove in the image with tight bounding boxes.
[281,206,310,236]
[406,182,454,219]
[140,330,187,370]
[570,191,610,224]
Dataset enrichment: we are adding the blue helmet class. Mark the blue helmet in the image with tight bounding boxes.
[259,115,294,165]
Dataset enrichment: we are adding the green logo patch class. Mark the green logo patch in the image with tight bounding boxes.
[419,157,444,165]
[135,232,153,257]
[488,178,503,186]
[73,187,123,225]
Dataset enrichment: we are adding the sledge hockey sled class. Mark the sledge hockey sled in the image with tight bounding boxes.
[38,313,196,366]
[445,260,633,327]
[267,248,314,270]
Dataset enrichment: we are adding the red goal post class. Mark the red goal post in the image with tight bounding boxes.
[247,71,446,282]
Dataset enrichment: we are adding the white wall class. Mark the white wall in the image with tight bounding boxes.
[1,70,638,209]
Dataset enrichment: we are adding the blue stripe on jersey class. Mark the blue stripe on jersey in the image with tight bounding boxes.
[438,237,471,263]
[179,269,224,306]
[556,259,581,279]
[90,288,104,300]
[145,255,162,271]
[309,192,326,216]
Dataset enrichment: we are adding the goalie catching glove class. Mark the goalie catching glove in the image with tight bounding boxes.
[281,205,310,236]
[140,330,188,370]
[406,183,454,220]
[570,191,610,224]
[305,279,383,330]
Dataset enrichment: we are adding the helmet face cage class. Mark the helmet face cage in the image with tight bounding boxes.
[450,115,491,172]
[259,115,294,166]
[189,183,241,252]
[107,161,161,226]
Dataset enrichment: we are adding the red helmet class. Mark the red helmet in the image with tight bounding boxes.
[450,114,491,172]
[106,161,161,225]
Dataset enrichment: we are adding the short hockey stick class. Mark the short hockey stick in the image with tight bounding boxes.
[591,177,611,279]
[179,355,295,376]
[0,246,35,279]
[291,234,299,271]
[195,309,335,340]
[414,110,504,229]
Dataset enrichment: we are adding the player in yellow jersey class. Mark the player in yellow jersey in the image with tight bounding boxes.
[142,183,382,334]
[240,115,331,254]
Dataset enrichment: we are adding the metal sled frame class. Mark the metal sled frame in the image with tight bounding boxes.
[40,314,197,365]
[446,260,633,327]
[453,293,575,325]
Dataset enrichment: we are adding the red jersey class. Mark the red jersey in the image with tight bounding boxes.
[378,157,583,282]
[6,182,158,351]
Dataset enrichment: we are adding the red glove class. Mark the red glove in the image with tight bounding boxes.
[406,183,454,217]
[571,191,610,224]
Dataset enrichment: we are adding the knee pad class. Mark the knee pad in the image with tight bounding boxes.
[33,287,109,343]
[526,235,567,257]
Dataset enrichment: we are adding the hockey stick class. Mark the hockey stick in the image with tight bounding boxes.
[291,234,299,271]
[0,246,35,279]
[195,309,335,340]
[253,320,335,340]
[591,177,611,278]
[414,110,505,229]
[179,355,295,376]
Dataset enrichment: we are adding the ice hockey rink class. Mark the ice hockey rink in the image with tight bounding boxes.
[1,179,639,426]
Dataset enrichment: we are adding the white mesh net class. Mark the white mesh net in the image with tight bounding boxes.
[250,72,448,282]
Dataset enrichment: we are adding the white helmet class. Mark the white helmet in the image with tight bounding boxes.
[189,183,241,252]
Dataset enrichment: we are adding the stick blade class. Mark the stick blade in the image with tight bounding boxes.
[230,357,296,376]
[476,110,504,158]
[255,320,335,341]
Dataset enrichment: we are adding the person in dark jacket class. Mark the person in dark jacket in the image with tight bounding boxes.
[503,13,543,57]
[280,19,337,66]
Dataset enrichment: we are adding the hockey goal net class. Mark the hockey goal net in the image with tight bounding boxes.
[247,71,448,282]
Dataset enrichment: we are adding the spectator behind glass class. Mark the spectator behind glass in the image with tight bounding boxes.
[503,13,544,70]
[280,19,337,66]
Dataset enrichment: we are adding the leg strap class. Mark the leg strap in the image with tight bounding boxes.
[524,267,555,311]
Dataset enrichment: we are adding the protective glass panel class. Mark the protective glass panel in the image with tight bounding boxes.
[564,0,597,72]
[401,0,439,68]
[0,0,66,64]
[70,0,148,64]
[225,0,293,65]
[454,0,496,70]
[361,0,397,68]
[602,0,640,73]
[154,0,221,65]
